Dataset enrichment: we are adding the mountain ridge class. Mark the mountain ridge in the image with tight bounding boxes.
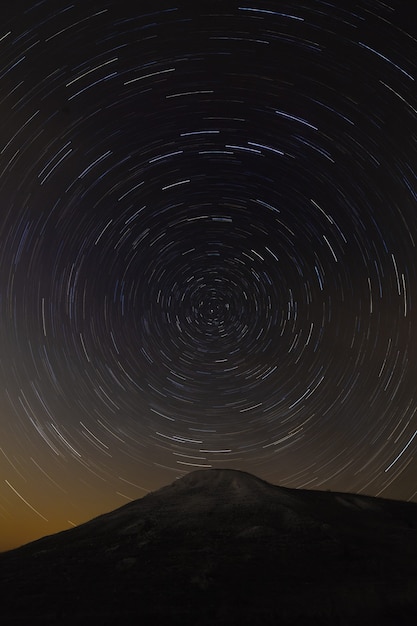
[1,468,417,625]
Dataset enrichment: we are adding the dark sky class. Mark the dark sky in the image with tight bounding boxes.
[1,0,417,550]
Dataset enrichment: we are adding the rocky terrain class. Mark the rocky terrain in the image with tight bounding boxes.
[1,468,417,624]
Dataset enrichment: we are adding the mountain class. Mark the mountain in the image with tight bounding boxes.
[1,468,417,625]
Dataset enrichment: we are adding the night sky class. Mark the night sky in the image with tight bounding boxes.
[1,0,417,551]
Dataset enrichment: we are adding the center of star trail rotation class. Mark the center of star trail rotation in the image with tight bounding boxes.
[0,0,417,549]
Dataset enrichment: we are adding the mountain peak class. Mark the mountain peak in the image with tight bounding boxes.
[2,468,417,624]
[153,468,278,504]
[171,468,270,489]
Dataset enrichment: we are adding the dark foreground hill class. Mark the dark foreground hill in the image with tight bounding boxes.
[1,469,417,625]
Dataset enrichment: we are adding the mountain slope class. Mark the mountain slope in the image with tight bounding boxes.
[1,469,417,625]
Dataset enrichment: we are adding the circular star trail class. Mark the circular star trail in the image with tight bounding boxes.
[1,0,417,549]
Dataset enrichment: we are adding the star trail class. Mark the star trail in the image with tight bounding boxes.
[1,0,417,550]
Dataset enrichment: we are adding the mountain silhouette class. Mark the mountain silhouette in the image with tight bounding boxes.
[1,468,417,625]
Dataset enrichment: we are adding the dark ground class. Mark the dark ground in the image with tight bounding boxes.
[1,469,417,625]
